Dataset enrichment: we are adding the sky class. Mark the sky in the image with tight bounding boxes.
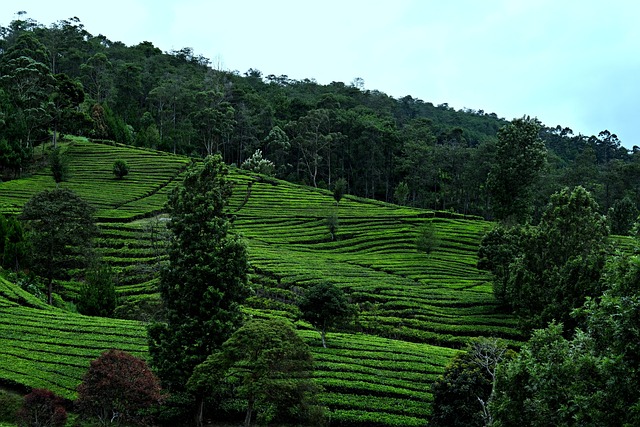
[3,1,640,147]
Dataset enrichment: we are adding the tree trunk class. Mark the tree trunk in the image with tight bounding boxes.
[244,398,254,427]
[47,277,53,305]
[196,396,204,427]
[321,328,327,348]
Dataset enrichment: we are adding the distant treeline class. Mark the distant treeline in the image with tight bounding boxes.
[1,13,638,221]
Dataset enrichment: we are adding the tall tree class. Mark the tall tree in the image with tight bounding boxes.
[148,155,249,392]
[299,282,354,348]
[20,188,97,305]
[189,318,325,427]
[487,116,547,223]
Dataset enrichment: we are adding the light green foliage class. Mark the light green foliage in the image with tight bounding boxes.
[487,116,547,223]
[299,282,354,348]
[393,181,409,206]
[479,186,609,332]
[189,318,326,427]
[112,159,130,179]
[148,155,249,392]
[20,188,97,305]
[240,149,275,176]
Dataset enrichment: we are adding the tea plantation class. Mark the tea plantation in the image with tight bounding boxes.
[0,138,520,425]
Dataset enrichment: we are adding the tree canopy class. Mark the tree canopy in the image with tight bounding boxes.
[20,188,97,304]
[188,318,325,427]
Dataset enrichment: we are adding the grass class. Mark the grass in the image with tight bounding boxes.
[0,139,518,425]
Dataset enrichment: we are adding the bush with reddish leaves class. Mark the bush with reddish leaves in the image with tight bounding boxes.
[16,388,67,427]
[76,349,162,426]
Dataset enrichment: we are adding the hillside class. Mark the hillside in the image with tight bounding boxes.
[0,139,520,425]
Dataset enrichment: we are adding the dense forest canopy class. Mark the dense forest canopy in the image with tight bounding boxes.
[1,14,639,221]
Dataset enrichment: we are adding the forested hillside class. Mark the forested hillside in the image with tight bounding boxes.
[1,14,639,221]
[2,12,640,427]
[0,138,518,425]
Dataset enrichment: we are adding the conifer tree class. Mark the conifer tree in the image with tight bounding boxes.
[148,155,249,391]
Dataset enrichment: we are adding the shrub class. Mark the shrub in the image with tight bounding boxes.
[0,389,22,423]
[112,159,130,179]
[416,222,439,254]
[77,263,118,317]
[16,388,67,427]
[76,349,162,426]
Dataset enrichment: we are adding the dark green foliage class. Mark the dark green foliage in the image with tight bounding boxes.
[487,116,547,223]
[76,349,162,426]
[0,213,28,271]
[189,318,326,427]
[480,186,609,332]
[491,323,609,427]
[415,222,439,254]
[16,388,67,427]
[77,263,117,317]
[430,338,509,427]
[492,245,640,427]
[332,177,348,204]
[326,211,339,241]
[112,159,130,179]
[0,388,22,423]
[148,155,249,392]
[608,196,638,235]
[20,188,97,305]
[49,147,69,184]
[299,282,354,347]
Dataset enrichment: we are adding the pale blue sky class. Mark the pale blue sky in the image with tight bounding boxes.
[4,1,640,147]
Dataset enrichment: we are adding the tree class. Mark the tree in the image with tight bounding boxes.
[479,186,609,332]
[415,221,439,254]
[77,263,117,317]
[76,349,162,426]
[0,213,27,271]
[332,177,348,205]
[188,318,325,427]
[430,338,509,427]
[16,388,67,427]
[21,189,97,305]
[299,282,354,347]
[148,155,249,392]
[49,146,69,184]
[608,196,638,235]
[393,181,409,206]
[487,116,547,223]
[112,159,129,179]
[326,212,339,242]
[240,149,275,176]
[490,246,640,427]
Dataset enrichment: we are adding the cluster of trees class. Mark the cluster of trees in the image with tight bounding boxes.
[2,14,640,220]
[431,184,640,426]
[147,155,354,425]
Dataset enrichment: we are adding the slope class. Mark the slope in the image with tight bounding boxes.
[0,139,519,425]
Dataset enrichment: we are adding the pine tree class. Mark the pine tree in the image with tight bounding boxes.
[148,155,249,391]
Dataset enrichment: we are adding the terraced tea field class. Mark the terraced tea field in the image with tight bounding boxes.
[0,139,520,425]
